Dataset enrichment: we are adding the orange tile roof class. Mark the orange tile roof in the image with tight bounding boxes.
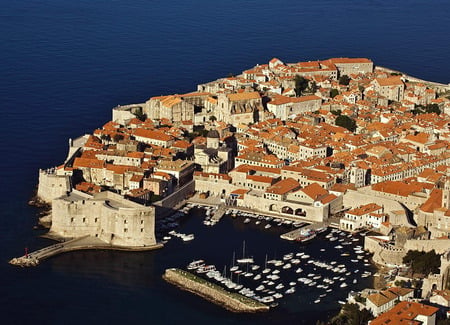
[227,91,261,101]
[420,188,443,213]
[73,157,105,169]
[347,203,382,216]
[370,301,438,325]
[301,183,328,200]
[375,76,404,87]
[133,128,173,142]
[266,178,300,195]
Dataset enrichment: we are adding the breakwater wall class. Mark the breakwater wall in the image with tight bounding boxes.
[163,268,269,313]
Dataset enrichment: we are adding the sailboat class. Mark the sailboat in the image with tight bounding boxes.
[262,254,271,274]
[230,252,239,272]
[237,240,254,264]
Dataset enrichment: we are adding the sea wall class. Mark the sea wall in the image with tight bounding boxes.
[364,236,406,266]
[163,268,269,313]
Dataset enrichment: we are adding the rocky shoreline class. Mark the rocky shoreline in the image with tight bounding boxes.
[163,268,269,313]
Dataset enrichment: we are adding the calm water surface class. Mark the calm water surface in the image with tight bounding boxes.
[1,0,449,324]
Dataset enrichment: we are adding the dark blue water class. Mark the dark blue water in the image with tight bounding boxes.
[1,0,449,323]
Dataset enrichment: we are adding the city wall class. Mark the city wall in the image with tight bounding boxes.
[37,170,71,203]
[404,239,450,254]
[364,236,405,266]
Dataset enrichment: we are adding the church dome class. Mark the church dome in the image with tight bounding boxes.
[206,129,220,139]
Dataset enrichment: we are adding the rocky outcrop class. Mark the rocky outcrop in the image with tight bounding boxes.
[163,268,269,313]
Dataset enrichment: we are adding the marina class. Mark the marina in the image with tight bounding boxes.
[162,204,375,311]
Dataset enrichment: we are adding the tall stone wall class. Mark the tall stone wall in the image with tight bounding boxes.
[364,236,406,266]
[404,239,450,254]
[37,170,71,203]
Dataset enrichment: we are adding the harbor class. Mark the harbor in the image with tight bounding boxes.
[160,204,376,313]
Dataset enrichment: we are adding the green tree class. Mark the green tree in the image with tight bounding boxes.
[412,104,441,115]
[113,133,124,143]
[330,303,374,325]
[209,115,217,122]
[330,88,339,98]
[339,75,351,86]
[294,75,309,96]
[331,109,342,116]
[335,115,357,132]
[403,249,441,276]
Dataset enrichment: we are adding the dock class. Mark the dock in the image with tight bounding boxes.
[280,223,327,241]
[9,236,163,267]
[211,205,227,222]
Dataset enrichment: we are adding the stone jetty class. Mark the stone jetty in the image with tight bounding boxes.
[163,268,269,313]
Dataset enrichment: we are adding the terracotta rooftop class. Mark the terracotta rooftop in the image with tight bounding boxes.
[266,178,300,195]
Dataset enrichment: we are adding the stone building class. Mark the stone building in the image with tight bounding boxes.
[144,95,194,122]
[194,129,234,173]
[216,92,262,125]
[371,76,405,102]
[50,190,156,247]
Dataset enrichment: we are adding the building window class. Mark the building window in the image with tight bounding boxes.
[71,217,74,223]
[124,228,128,233]
[141,228,144,233]
[95,218,98,223]
[82,217,86,223]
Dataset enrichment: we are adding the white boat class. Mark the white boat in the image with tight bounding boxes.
[251,265,260,271]
[187,260,205,270]
[260,296,274,303]
[275,283,284,290]
[282,263,292,270]
[314,299,321,304]
[285,287,296,294]
[264,224,272,229]
[197,265,216,273]
[283,253,293,260]
[340,283,348,288]
[243,218,251,224]
[273,293,283,299]
[256,285,265,291]
[181,234,194,241]
[295,267,303,273]
[237,241,254,264]
[253,274,262,281]
[163,236,171,241]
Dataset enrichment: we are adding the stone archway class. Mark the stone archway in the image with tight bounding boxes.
[282,206,293,214]
[295,208,306,217]
[269,204,277,212]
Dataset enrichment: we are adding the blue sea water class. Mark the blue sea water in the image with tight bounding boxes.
[1,0,449,324]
